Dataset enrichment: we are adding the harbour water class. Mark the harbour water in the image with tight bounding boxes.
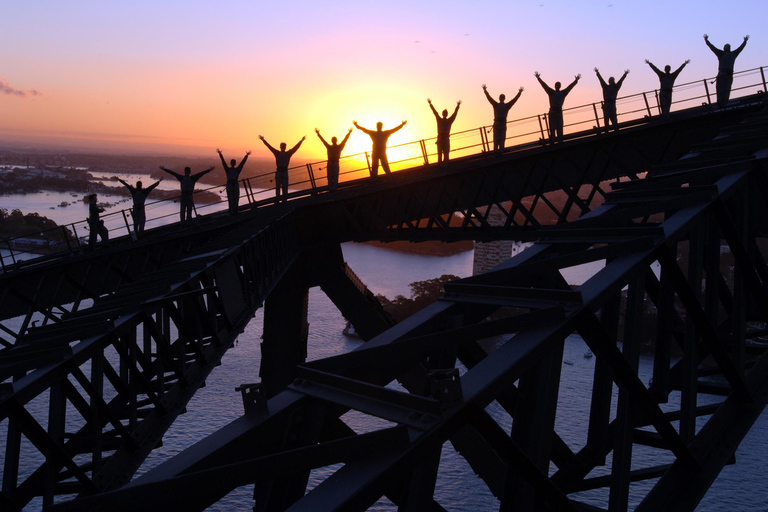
[1,185,767,510]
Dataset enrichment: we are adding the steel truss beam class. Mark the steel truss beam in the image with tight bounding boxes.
[52,104,768,511]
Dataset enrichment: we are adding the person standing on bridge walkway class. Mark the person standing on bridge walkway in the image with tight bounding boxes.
[217,148,251,215]
[427,98,461,163]
[159,165,214,223]
[645,59,689,117]
[87,193,109,250]
[353,120,407,177]
[594,68,629,133]
[535,72,581,144]
[482,85,523,153]
[704,34,749,108]
[117,177,162,239]
[260,135,305,202]
[315,127,352,192]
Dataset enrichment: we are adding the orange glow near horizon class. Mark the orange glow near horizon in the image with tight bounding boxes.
[0,2,766,161]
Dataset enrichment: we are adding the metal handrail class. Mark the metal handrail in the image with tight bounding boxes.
[2,65,767,271]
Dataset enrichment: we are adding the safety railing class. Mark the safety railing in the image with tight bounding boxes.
[2,65,767,272]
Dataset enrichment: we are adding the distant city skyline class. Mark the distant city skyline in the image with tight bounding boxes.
[1,1,765,158]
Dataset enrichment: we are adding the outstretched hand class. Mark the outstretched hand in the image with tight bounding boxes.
[427,98,432,104]
[259,135,265,141]
[594,67,599,73]
[518,86,524,93]
[482,84,487,90]
[644,59,650,64]
[315,128,319,134]
[575,74,581,80]
[457,100,462,105]
[534,71,540,78]
[744,35,750,41]
[216,148,222,154]
[684,59,691,65]
[246,150,252,155]
[624,69,630,75]
[703,33,709,40]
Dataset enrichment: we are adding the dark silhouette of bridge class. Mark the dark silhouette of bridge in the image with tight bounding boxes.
[2,68,768,511]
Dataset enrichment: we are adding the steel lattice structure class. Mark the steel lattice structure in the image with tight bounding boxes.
[1,94,767,511]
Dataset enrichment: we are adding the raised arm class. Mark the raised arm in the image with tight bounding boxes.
[616,69,630,88]
[672,59,690,78]
[427,99,440,119]
[236,151,251,171]
[117,177,130,189]
[216,148,229,168]
[645,60,662,77]
[315,128,330,148]
[703,34,721,56]
[562,74,581,95]
[534,72,553,94]
[384,120,407,135]
[159,166,182,180]
[259,136,278,155]
[353,121,373,135]
[448,100,461,122]
[194,167,215,181]
[482,85,497,106]
[287,136,306,156]
[734,35,749,57]
[508,87,523,107]
[594,67,607,88]
[145,179,162,194]
[338,128,353,150]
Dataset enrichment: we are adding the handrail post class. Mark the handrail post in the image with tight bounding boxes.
[593,103,601,132]
[761,66,767,93]
[703,79,712,105]
[70,223,82,250]
[243,177,254,205]
[121,209,133,240]
[479,127,488,153]
[62,226,73,253]
[537,115,546,141]
[642,92,652,117]
[365,152,372,176]
[420,140,429,165]
[306,163,317,192]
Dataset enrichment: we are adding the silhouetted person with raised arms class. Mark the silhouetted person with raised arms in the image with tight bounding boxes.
[353,120,407,177]
[159,165,214,222]
[217,148,251,215]
[535,72,581,143]
[260,135,305,202]
[428,98,461,163]
[117,177,162,239]
[645,59,689,117]
[315,127,352,192]
[482,84,523,152]
[704,34,749,108]
[594,68,629,132]
[87,193,109,250]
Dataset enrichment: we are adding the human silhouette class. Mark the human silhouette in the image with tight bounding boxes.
[645,59,690,117]
[87,194,109,250]
[704,34,749,108]
[117,177,162,239]
[594,68,629,132]
[217,148,251,215]
[353,120,407,177]
[159,165,214,222]
[482,85,523,152]
[535,72,581,143]
[259,135,305,202]
[315,128,352,191]
[427,99,461,163]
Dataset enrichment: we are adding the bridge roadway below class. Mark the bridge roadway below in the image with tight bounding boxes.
[1,93,768,510]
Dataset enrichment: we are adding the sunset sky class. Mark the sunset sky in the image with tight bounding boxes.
[1,1,765,160]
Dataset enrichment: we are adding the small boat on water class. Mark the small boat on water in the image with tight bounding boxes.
[58,201,69,207]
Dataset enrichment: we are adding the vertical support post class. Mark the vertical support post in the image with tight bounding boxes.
[44,381,66,508]
[91,348,104,473]
[642,92,652,118]
[364,152,372,176]
[419,139,429,165]
[2,376,23,497]
[593,102,602,131]
[681,230,703,442]
[479,127,489,153]
[62,225,73,253]
[760,66,767,93]
[652,258,675,403]
[501,336,564,511]
[703,79,712,105]
[306,163,316,192]
[122,209,132,239]
[609,271,644,512]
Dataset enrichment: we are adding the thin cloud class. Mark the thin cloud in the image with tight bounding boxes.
[0,78,43,98]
